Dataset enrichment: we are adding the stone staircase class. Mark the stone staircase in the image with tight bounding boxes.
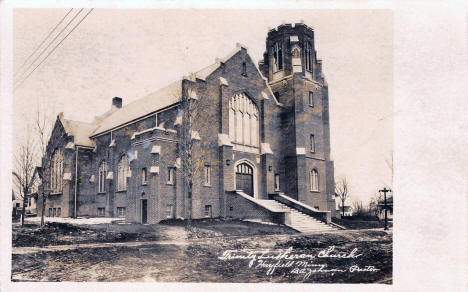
[259,199,336,233]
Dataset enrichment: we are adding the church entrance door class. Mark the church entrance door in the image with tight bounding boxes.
[235,163,254,196]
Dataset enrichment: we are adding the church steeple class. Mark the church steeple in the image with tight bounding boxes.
[258,22,324,83]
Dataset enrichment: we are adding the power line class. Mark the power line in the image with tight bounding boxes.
[15,8,74,78]
[14,8,94,91]
[14,8,84,86]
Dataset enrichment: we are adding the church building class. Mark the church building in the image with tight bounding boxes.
[38,23,337,230]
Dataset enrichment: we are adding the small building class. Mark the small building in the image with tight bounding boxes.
[12,191,22,219]
[24,167,41,216]
[336,204,353,217]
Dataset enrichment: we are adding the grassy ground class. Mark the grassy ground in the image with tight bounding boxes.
[332,218,393,230]
[12,219,296,247]
[12,222,170,247]
[11,220,392,283]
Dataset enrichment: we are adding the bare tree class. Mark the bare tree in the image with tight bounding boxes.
[352,199,366,217]
[368,191,383,219]
[35,108,52,226]
[334,177,349,217]
[178,79,216,225]
[12,133,37,226]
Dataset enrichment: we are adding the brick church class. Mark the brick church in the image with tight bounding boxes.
[39,23,337,230]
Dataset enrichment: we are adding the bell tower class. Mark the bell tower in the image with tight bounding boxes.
[258,22,325,84]
[259,22,336,217]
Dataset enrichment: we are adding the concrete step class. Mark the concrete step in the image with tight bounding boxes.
[257,199,336,233]
[269,200,337,233]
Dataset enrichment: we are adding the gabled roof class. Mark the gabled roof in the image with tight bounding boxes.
[60,116,96,147]
[91,46,247,136]
[91,79,182,136]
[74,44,277,138]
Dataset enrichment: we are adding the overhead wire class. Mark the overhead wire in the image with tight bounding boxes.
[14,8,85,87]
[14,8,74,78]
[14,8,94,91]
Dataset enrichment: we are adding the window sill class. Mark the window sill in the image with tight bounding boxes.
[310,190,320,193]
[141,183,148,186]
[96,192,106,195]
[50,192,62,196]
[166,182,175,186]
[115,190,127,193]
[203,184,212,188]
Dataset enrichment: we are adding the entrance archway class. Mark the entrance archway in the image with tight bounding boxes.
[235,162,254,197]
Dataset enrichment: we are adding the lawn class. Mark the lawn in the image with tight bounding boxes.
[12,219,296,247]
[332,217,393,230]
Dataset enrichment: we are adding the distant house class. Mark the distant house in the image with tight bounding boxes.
[12,167,42,218]
[377,196,393,220]
[25,167,42,216]
[12,190,22,218]
[337,204,353,217]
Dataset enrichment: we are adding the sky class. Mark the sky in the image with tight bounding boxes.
[13,8,393,205]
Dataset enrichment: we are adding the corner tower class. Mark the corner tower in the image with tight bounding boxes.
[259,22,325,85]
[260,23,336,216]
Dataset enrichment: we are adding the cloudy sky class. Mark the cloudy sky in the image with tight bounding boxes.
[13,9,393,204]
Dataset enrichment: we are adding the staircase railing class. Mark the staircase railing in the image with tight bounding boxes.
[269,192,331,224]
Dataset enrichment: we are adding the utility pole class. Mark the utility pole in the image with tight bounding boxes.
[379,187,391,230]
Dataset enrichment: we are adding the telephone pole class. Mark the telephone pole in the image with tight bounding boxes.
[379,187,392,230]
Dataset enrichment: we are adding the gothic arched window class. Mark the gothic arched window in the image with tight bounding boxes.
[117,155,130,191]
[310,169,319,192]
[305,41,313,71]
[272,42,283,72]
[51,149,63,193]
[228,93,259,147]
[98,161,108,193]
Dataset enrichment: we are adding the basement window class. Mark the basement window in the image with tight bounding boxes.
[166,205,174,218]
[97,207,105,217]
[117,207,126,217]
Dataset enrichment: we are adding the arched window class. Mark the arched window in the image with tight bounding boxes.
[98,161,108,193]
[304,41,313,72]
[117,155,130,191]
[272,42,283,72]
[310,169,319,192]
[50,149,63,193]
[228,93,259,147]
